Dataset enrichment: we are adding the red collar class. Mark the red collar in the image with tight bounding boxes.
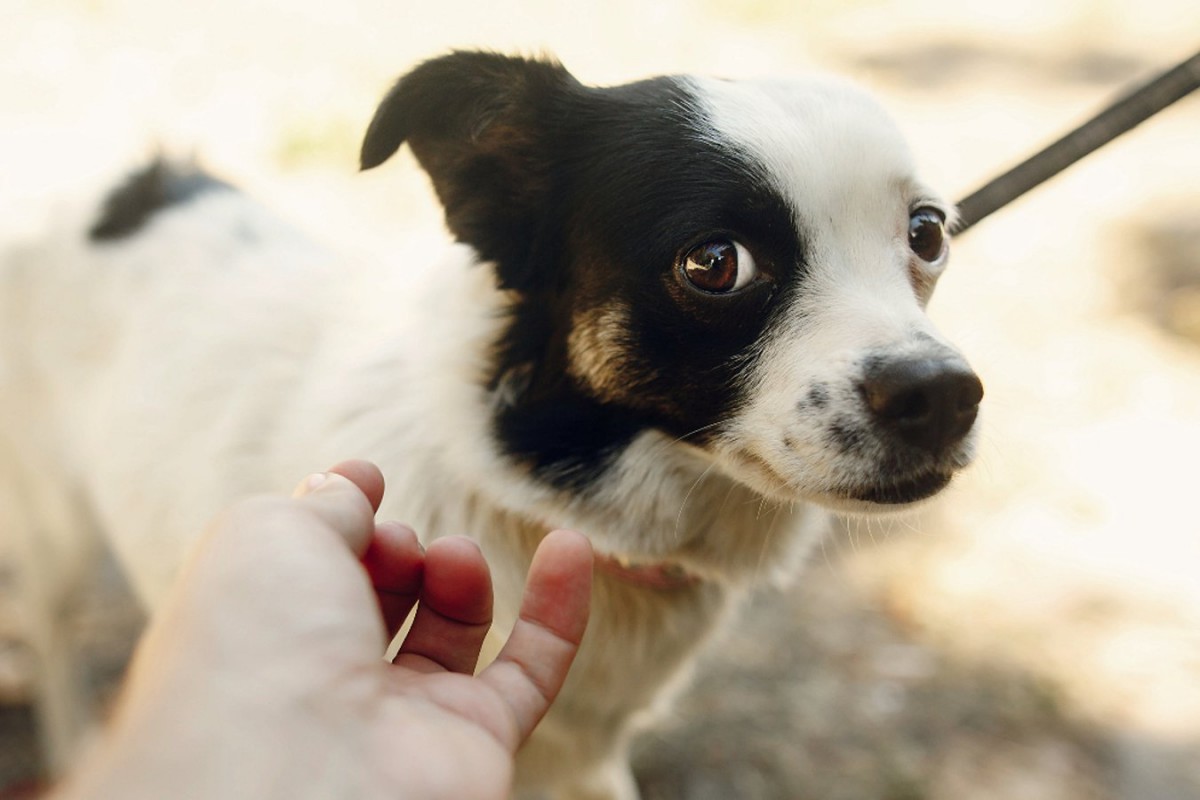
[594,552,702,590]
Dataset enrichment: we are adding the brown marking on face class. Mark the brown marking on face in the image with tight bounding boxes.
[566,301,706,425]
[567,302,640,403]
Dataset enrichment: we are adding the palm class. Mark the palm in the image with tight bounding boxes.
[332,460,592,798]
[355,527,591,800]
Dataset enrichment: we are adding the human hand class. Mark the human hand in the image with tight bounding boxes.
[58,460,593,800]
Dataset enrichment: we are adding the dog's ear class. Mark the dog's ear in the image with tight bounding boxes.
[360,51,577,290]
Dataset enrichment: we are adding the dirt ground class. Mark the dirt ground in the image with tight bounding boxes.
[2,1,1200,797]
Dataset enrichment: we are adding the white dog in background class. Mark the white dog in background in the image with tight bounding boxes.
[1,51,981,799]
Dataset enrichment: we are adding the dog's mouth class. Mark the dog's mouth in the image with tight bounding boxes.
[835,469,953,506]
[730,446,962,510]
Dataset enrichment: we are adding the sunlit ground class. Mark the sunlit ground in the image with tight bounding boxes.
[2,0,1199,796]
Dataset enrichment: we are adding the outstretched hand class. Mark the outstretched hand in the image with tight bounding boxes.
[58,460,593,800]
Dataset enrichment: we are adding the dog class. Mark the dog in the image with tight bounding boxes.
[1,51,981,798]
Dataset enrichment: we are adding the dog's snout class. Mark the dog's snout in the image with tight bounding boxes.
[861,357,983,454]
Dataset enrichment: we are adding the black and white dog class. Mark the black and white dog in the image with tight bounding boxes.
[1,51,981,798]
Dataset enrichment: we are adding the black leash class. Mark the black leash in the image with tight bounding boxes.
[954,47,1200,234]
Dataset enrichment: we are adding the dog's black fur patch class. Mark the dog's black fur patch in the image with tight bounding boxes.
[363,53,806,490]
[828,416,867,454]
[494,386,647,490]
[802,383,830,410]
[90,159,231,241]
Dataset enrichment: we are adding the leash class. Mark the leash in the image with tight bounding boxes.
[953,47,1200,234]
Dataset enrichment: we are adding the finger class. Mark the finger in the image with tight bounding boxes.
[479,529,593,748]
[327,459,385,512]
[362,521,424,637]
[291,467,379,554]
[392,536,493,675]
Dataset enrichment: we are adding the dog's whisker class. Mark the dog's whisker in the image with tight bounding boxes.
[753,501,786,581]
[755,495,770,521]
[868,515,888,546]
[850,517,863,555]
[673,460,720,544]
[716,480,740,520]
[644,421,727,460]
[897,514,924,537]
[817,527,833,570]
[883,515,898,542]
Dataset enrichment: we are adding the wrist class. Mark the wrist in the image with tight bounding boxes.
[57,667,370,800]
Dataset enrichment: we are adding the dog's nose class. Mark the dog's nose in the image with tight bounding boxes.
[861,357,983,454]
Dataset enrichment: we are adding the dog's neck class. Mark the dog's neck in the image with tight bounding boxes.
[475,447,824,590]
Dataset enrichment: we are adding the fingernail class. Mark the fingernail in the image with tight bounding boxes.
[293,472,329,497]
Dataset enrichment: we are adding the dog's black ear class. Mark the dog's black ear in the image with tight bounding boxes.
[360,51,578,290]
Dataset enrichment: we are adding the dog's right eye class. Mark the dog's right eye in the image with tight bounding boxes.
[681,240,758,294]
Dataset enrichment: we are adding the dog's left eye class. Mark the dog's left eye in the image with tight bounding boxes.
[908,207,947,263]
[681,240,758,294]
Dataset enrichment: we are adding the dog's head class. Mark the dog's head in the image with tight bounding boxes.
[362,51,981,515]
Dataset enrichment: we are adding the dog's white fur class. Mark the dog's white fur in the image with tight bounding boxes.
[1,66,975,799]
[694,76,961,510]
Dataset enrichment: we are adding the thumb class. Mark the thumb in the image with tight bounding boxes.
[292,470,378,555]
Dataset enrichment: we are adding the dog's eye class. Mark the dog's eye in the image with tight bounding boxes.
[908,207,947,263]
[681,240,757,294]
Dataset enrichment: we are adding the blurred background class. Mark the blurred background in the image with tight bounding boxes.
[2,1,1199,797]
